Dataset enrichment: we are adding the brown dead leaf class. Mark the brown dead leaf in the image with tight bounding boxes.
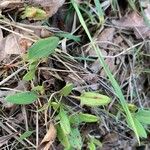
[37,123,56,150]
[30,0,65,17]
[96,28,115,49]
[0,30,32,62]
[5,33,23,54]
[88,28,115,57]
[112,11,150,39]
[103,132,119,144]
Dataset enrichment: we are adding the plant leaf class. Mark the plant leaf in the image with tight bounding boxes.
[23,70,36,81]
[6,91,38,105]
[135,109,150,124]
[28,37,59,60]
[79,92,111,107]
[55,32,81,42]
[56,125,70,149]
[19,131,34,140]
[68,128,82,149]
[133,117,147,138]
[60,83,74,96]
[59,107,71,134]
[78,113,99,123]
[22,6,47,20]
[88,140,96,150]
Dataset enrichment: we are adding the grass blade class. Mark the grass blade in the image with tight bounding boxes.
[71,0,140,143]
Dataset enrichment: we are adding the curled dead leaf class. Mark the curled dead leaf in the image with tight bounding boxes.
[37,123,56,150]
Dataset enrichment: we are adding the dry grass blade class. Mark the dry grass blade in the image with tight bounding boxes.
[0,133,17,148]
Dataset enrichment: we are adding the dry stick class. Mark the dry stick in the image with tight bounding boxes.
[21,106,29,131]
[0,66,26,86]
[0,25,36,42]
[0,19,40,40]
[4,122,36,148]
[0,121,27,146]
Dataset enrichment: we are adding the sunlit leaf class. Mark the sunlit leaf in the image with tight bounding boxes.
[6,91,38,105]
[88,140,96,150]
[22,6,47,20]
[78,113,99,123]
[60,83,74,96]
[23,70,36,81]
[79,92,111,107]
[135,109,150,124]
[133,117,147,138]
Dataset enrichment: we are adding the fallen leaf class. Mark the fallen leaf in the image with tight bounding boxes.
[29,0,65,17]
[5,33,23,54]
[37,123,56,150]
[0,30,32,62]
[103,132,119,144]
[112,11,150,39]
[96,28,115,49]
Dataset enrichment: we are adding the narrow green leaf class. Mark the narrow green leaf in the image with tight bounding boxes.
[92,138,102,148]
[68,128,82,149]
[59,107,71,134]
[32,85,44,94]
[23,70,36,81]
[79,92,111,107]
[60,83,74,96]
[28,37,59,60]
[55,32,81,42]
[69,114,80,125]
[135,109,150,124]
[6,91,38,105]
[78,113,99,123]
[88,140,96,150]
[133,117,147,138]
[94,0,104,24]
[19,131,34,140]
[57,125,70,149]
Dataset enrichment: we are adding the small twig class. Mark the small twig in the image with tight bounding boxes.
[0,25,36,42]
[0,66,26,86]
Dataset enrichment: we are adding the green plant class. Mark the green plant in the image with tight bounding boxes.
[6,36,59,104]
[48,83,110,149]
[71,0,141,143]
